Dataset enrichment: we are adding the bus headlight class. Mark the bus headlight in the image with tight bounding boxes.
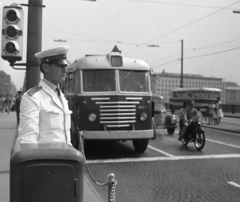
[140,112,147,121]
[88,113,96,122]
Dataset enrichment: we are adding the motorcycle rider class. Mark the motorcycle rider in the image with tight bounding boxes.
[187,100,200,123]
[178,101,189,140]
[179,100,200,140]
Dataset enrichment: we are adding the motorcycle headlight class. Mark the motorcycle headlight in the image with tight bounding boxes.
[171,115,176,124]
[88,113,96,122]
[140,112,147,121]
[197,119,202,125]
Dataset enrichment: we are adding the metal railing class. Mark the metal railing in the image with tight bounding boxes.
[222,104,240,114]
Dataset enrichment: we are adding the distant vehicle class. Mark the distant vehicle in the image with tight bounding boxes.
[152,94,177,135]
[61,46,156,153]
[169,87,222,116]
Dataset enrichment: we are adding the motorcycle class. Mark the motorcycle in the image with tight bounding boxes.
[178,118,206,151]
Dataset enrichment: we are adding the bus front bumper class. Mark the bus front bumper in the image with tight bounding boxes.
[82,129,154,140]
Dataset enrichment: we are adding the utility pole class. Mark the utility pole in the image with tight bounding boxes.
[25,0,43,91]
[180,39,183,88]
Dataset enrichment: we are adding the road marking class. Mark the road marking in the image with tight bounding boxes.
[174,130,240,149]
[147,145,174,157]
[207,139,240,149]
[227,182,240,188]
[86,154,240,164]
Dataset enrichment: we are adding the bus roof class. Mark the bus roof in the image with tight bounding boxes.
[171,87,221,92]
[67,54,150,71]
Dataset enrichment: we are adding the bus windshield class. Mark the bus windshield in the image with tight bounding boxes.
[83,69,116,92]
[119,70,150,92]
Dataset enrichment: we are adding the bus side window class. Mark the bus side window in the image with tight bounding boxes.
[74,70,81,93]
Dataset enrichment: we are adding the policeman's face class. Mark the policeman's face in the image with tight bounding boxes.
[44,63,67,85]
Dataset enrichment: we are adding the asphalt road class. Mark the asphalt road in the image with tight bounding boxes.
[1,113,239,202]
[84,117,240,202]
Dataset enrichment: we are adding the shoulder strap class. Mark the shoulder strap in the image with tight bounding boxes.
[27,85,42,96]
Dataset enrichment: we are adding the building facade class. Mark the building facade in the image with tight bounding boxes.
[225,82,240,105]
[0,71,11,96]
[0,71,17,96]
[151,71,226,103]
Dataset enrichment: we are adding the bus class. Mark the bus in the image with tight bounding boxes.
[169,87,222,114]
[152,94,177,135]
[62,46,156,153]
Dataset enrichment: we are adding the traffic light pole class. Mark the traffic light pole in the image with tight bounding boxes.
[24,0,43,91]
[180,39,183,88]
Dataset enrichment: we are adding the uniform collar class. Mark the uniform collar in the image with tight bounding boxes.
[42,78,58,92]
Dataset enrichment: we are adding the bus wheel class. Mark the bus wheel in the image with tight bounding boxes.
[133,139,149,153]
[167,128,175,135]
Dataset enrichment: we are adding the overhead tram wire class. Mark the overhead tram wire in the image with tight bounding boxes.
[46,28,142,46]
[149,38,240,62]
[185,46,240,59]
[44,34,141,46]
[150,46,240,69]
[123,0,240,54]
[151,59,179,68]
[125,0,239,10]
[149,39,240,68]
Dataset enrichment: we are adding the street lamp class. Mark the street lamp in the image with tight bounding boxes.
[54,39,67,42]
[147,40,184,88]
[233,10,240,14]
[147,44,160,47]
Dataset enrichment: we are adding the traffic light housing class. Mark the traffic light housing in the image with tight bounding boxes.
[1,5,24,65]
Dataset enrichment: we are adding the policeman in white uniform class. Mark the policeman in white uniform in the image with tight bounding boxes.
[16,46,72,146]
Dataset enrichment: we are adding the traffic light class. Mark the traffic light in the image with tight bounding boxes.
[1,5,24,65]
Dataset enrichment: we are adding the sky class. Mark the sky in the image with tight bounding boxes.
[1,0,240,90]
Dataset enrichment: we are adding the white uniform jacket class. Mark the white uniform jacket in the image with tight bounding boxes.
[17,80,72,145]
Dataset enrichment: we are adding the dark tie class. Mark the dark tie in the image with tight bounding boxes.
[55,88,61,97]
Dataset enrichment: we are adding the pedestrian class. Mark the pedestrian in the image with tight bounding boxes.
[15,91,23,126]
[178,101,189,140]
[208,101,215,125]
[215,97,224,124]
[16,46,72,146]
[213,107,218,124]
[0,95,5,114]
[169,103,175,114]
[4,94,12,115]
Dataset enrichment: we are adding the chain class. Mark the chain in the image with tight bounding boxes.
[77,130,108,186]
[77,130,118,201]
